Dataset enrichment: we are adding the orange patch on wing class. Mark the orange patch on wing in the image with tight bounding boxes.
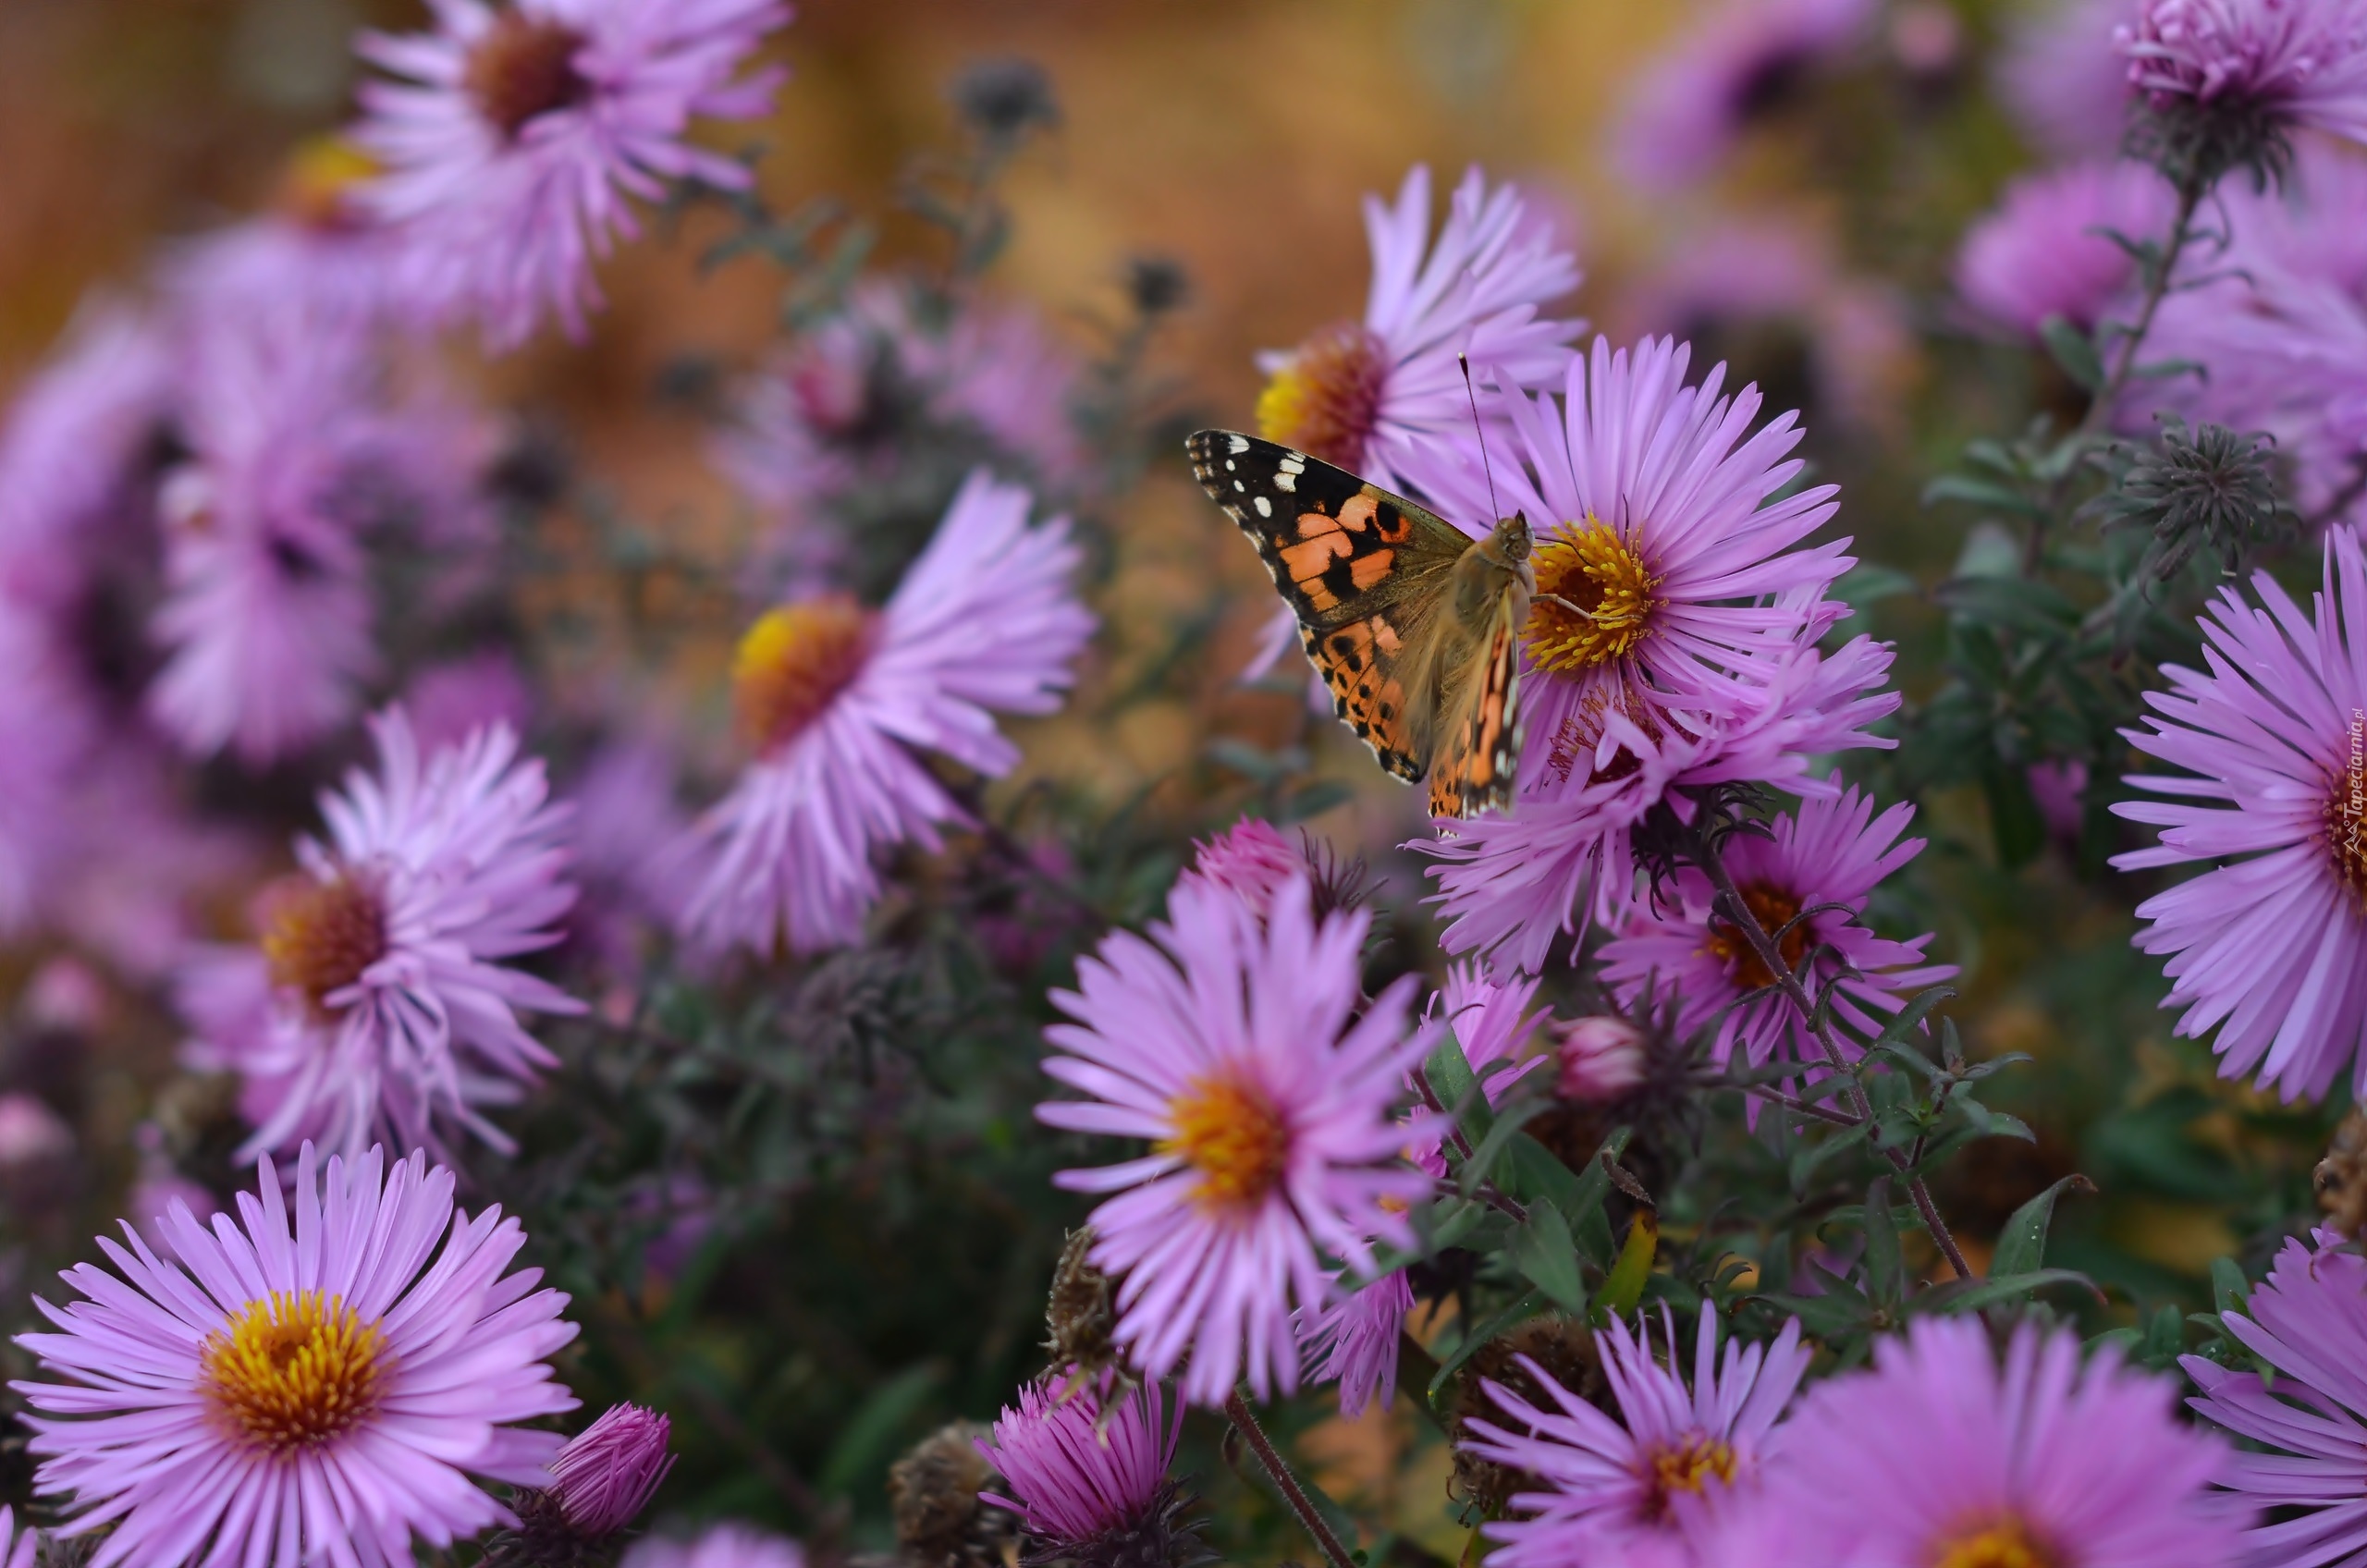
[1295,510,1344,539]
[1335,494,1379,533]
[1349,548,1396,591]
[1280,533,1353,582]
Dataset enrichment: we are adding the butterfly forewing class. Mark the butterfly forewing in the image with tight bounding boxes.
[1425,590,1527,819]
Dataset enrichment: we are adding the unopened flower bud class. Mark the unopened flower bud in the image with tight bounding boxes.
[1543,1016,1648,1103]
[549,1403,675,1537]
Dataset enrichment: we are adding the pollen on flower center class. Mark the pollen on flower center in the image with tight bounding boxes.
[1928,1516,2060,1568]
[1639,1433,1737,1520]
[1523,517,1662,675]
[463,11,591,139]
[2324,712,2367,901]
[734,595,877,755]
[1256,322,1388,472]
[259,873,387,1018]
[1702,880,1809,991]
[202,1290,389,1455]
[1159,1074,1291,1210]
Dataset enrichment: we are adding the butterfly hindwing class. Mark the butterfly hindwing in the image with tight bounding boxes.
[1187,430,1469,783]
[1426,589,1527,819]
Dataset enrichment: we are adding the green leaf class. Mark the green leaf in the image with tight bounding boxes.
[1834,563,1922,603]
[1459,1099,1551,1199]
[818,1362,942,1496]
[1863,1178,1904,1309]
[1592,1210,1658,1321]
[2040,313,2105,391]
[1989,1174,2097,1280]
[1908,1268,2101,1317]
[1275,780,1355,823]
[1510,1203,1588,1312]
[1922,474,2045,518]
[1502,1132,1588,1213]
[1981,761,2048,870]
[2211,1256,2253,1320]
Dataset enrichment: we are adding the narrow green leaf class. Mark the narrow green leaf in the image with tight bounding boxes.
[1908,1268,2101,1317]
[2040,313,2105,391]
[818,1363,941,1495]
[1511,1203,1588,1312]
[1592,1210,1658,1321]
[2211,1256,2253,1320]
[1863,1178,1904,1309]
[1989,1174,2096,1280]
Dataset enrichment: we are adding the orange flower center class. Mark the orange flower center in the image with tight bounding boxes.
[1256,322,1388,472]
[1928,1516,2059,1568]
[259,874,387,1019]
[1639,1434,1737,1521]
[1159,1074,1291,1210]
[733,596,877,755]
[1523,517,1662,674]
[2326,708,2367,903]
[202,1290,388,1454]
[464,11,590,139]
[1701,880,1808,992]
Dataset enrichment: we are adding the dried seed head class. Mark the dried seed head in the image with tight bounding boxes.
[891,1422,1020,1568]
[1448,1316,1608,1523]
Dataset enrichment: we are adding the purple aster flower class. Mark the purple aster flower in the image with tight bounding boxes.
[2185,1228,2367,1564]
[1620,215,1915,435]
[1599,781,1954,1086]
[1769,1316,2241,1568]
[624,1525,804,1568]
[2113,524,2367,1099]
[403,650,534,753]
[178,706,583,1162]
[1464,1306,1809,1563]
[546,1403,675,1537]
[1296,1268,1415,1419]
[13,1144,579,1568]
[566,738,696,970]
[1038,874,1438,1406]
[2118,0,2367,146]
[1544,1015,1650,1102]
[1956,160,2178,338]
[0,1509,35,1568]
[978,1374,1200,1566]
[1609,0,1878,190]
[354,0,791,349]
[680,470,1093,956]
[148,314,497,765]
[161,136,423,332]
[1177,817,1305,918]
[1998,0,2143,157]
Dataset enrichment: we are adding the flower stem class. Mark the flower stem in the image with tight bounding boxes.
[1224,1390,1360,1568]
[1679,817,1976,1283]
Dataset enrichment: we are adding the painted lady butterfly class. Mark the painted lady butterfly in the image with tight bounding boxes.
[1187,430,1532,819]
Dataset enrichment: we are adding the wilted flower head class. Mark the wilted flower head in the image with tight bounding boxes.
[178,706,582,1161]
[1464,1306,1809,1562]
[2118,0,2367,181]
[2113,523,2367,1099]
[1771,1316,2239,1567]
[681,470,1092,955]
[890,1421,1020,1568]
[2086,416,2292,585]
[354,0,792,348]
[13,1145,579,1568]
[978,1376,1208,1568]
[1543,1015,1650,1102]
[1038,874,1437,1405]
[951,56,1061,142]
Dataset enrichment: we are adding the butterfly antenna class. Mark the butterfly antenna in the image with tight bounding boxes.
[1459,352,1502,521]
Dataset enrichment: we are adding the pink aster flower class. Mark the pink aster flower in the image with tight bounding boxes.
[2185,1228,2367,1564]
[1545,1015,1650,1102]
[545,1403,675,1537]
[2118,0,2367,145]
[13,1144,580,1568]
[1997,0,2143,157]
[977,1374,1191,1562]
[1177,817,1305,918]
[1599,782,1954,1084]
[624,1524,804,1568]
[1038,874,1437,1406]
[1464,1306,1809,1564]
[403,650,534,753]
[1296,1268,1415,1418]
[1609,0,1878,190]
[178,706,583,1162]
[566,739,696,969]
[161,137,422,332]
[1956,160,2178,337]
[354,0,791,349]
[680,470,1093,957]
[148,314,497,766]
[2113,524,2367,1099]
[1769,1316,2240,1568]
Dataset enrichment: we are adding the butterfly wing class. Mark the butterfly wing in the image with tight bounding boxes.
[1426,586,1527,820]
[1186,430,1471,781]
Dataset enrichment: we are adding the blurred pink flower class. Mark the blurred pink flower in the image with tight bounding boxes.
[567,739,696,970]
[178,707,582,1162]
[625,1525,804,1568]
[404,649,534,753]
[1997,0,2141,157]
[681,471,1092,956]
[355,0,791,349]
[14,1145,580,1568]
[1544,1015,1649,1102]
[1609,0,1877,189]
[1297,1268,1415,1418]
[1955,160,2177,337]
[1178,817,1303,918]
[2118,0,2367,144]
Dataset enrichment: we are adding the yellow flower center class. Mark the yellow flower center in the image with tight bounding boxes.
[1256,322,1388,472]
[1701,880,1808,992]
[1523,517,1662,675]
[1929,1517,2059,1568]
[202,1291,389,1455]
[1159,1074,1291,1210]
[259,874,387,1020]
[1639,1434,1737,1521]
[463,10,591,139]
[733,595,877,755]
[273,135,381,232]
[2326,708,2367,904]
